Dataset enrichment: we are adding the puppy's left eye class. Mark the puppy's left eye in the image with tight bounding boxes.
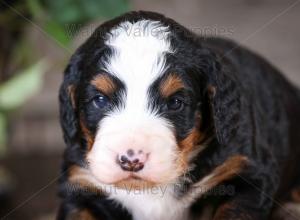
[167,97,184,111]
[93,94,110,109]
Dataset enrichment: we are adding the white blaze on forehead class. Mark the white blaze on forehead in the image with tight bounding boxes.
[87,20,181,188]
[104,20,172,120]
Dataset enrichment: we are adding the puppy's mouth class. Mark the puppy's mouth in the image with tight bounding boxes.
[114,175,157,190]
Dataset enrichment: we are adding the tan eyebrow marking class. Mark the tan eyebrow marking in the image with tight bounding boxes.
[160,74,184,97]
[91,74,116,95]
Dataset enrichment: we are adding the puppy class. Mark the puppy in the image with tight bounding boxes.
[57,11,300,220]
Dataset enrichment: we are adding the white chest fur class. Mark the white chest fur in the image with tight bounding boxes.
[108,186,190,220]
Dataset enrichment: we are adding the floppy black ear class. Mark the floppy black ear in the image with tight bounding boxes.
[205,56,243,147]
[59,53,82,147]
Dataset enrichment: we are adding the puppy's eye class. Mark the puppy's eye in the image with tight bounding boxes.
[93,94,109,109]
[167,97,184,111]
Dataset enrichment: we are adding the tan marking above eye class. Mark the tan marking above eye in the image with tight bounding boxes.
[91,74,116,95]
[160,74,185,97]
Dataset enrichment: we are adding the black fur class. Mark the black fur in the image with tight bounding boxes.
[58,11,300,220]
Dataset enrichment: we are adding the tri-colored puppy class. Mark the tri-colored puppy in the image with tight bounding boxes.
[57,11,300,220]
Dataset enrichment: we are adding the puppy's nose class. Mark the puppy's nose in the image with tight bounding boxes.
[118,149,147,172]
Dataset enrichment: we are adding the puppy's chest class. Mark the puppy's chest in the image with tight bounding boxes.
[109,188,190,220]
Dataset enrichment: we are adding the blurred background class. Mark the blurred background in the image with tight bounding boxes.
[0,0,299,219]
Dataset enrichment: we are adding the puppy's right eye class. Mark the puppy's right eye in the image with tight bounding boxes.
[92,94,110,109]
[166,96,185,112]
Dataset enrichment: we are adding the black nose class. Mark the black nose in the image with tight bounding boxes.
[118,154,144,172]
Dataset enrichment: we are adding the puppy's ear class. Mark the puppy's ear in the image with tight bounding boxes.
[206,58,242,147]
[59,53,82,147]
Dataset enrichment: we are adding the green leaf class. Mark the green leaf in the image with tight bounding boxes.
[0,60,47,111]
[27,0,44,19]
[41,0,130,24]
[44,21,71,45]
